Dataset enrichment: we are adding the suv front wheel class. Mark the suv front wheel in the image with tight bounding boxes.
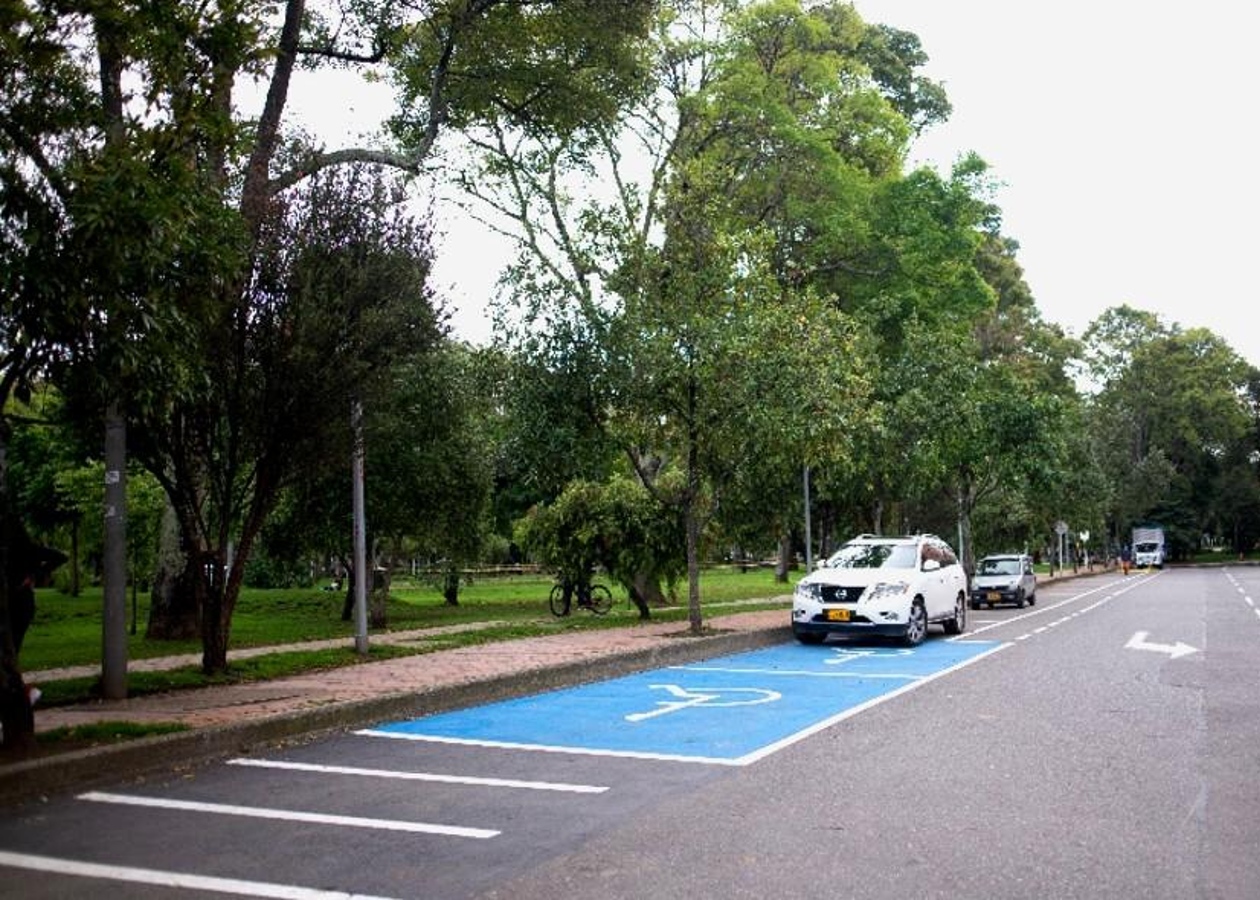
[904,600,928,646]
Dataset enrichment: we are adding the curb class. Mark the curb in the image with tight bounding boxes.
[0,623,791,809]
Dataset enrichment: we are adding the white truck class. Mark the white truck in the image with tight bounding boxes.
[1131,526,1166,568]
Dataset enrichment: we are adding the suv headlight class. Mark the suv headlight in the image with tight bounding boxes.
[794,582,822,602]
[866,580,910,601]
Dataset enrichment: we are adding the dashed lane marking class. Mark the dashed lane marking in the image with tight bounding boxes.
[1224,570,1259,621]
[973,574,1157,644]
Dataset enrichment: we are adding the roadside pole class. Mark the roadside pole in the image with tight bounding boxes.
[351,399,368,655]
[803,466,812,572]
[102,404,127,699]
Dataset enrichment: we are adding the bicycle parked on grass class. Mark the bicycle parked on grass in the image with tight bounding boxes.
[549,578,614,617]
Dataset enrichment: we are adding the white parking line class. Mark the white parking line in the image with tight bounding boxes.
[77,791,499,839]
[670,664,918,681]
[358,730,743,766]
[227,758,609,793]
[0,849,398,899]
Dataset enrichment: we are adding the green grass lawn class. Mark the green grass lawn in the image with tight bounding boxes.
[18,566,799,709]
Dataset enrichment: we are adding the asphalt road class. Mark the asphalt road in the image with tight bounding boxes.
[1,566,1257,900]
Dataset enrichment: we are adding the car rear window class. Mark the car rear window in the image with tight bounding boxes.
[980,558,1020,575]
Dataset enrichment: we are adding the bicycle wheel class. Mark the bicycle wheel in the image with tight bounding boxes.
[548,583,571,617]
[587,583,614,615]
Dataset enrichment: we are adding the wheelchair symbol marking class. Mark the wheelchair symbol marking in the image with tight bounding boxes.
[824,648,914,666]
[625,684,782,722]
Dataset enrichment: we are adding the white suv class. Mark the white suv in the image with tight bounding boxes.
[792,534,968,646]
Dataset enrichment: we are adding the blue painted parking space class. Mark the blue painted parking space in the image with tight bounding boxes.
[361,639,1005,766]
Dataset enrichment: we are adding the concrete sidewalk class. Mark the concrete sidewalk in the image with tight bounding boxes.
[1,606,793,807]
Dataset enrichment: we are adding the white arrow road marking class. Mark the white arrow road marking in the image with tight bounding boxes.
[625,684,781,722]
[1125,631,1199,659]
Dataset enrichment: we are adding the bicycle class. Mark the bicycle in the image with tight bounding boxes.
[548,579,614,617]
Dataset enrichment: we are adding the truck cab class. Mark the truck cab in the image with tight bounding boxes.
[1132,526,1165,568]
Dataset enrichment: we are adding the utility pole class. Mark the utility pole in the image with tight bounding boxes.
[351,399,369,655]
[102,403,127,699]
[803,465,813,571]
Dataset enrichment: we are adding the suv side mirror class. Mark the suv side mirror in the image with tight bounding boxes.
[922,558,941,572]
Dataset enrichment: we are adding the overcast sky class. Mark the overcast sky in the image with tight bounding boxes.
[289,2,1259,367]
[857,0,1259,366]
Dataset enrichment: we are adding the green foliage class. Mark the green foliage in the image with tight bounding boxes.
[515,477,684,592]
[1,0,667,682]
[390,0,656,144]
[257,340,493,592]
[1084,306,1259,552]
[854,23,952,134]
[368,346,494,566]
[242,551,314,590]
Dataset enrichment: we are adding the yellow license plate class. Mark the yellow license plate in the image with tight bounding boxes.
[986,591,1001,601]
[825,609,851,622]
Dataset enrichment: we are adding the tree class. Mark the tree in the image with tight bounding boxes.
[358,346,494,613]
[1083,308,1254,557]
[462,0,970,629]
[516,476,685,618]
[3,0,659,679]
[159,168,440,668]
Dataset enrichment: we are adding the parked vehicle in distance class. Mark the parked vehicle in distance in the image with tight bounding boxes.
[971,554,1037,609]
[792,534,968,646]
[1132,525,1165,568]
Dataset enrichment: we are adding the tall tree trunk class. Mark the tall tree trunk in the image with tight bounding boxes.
[685,497,702,633]
[70,516,81,596]
[146,505,200,639]
[442,566,460,606]
[200,554,229,674]
[774,530,792,583]
[200,499,272,673]
[628,571,662,619]
[685,415,703,634]
[956,480,976,577]
[369,566,389,629]
[0,427,34,753]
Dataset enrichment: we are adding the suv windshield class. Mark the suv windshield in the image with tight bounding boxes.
[979,558,1020,576]
[828,542,918,569]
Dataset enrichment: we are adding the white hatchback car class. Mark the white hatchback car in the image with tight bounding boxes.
[792,534,969,646]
